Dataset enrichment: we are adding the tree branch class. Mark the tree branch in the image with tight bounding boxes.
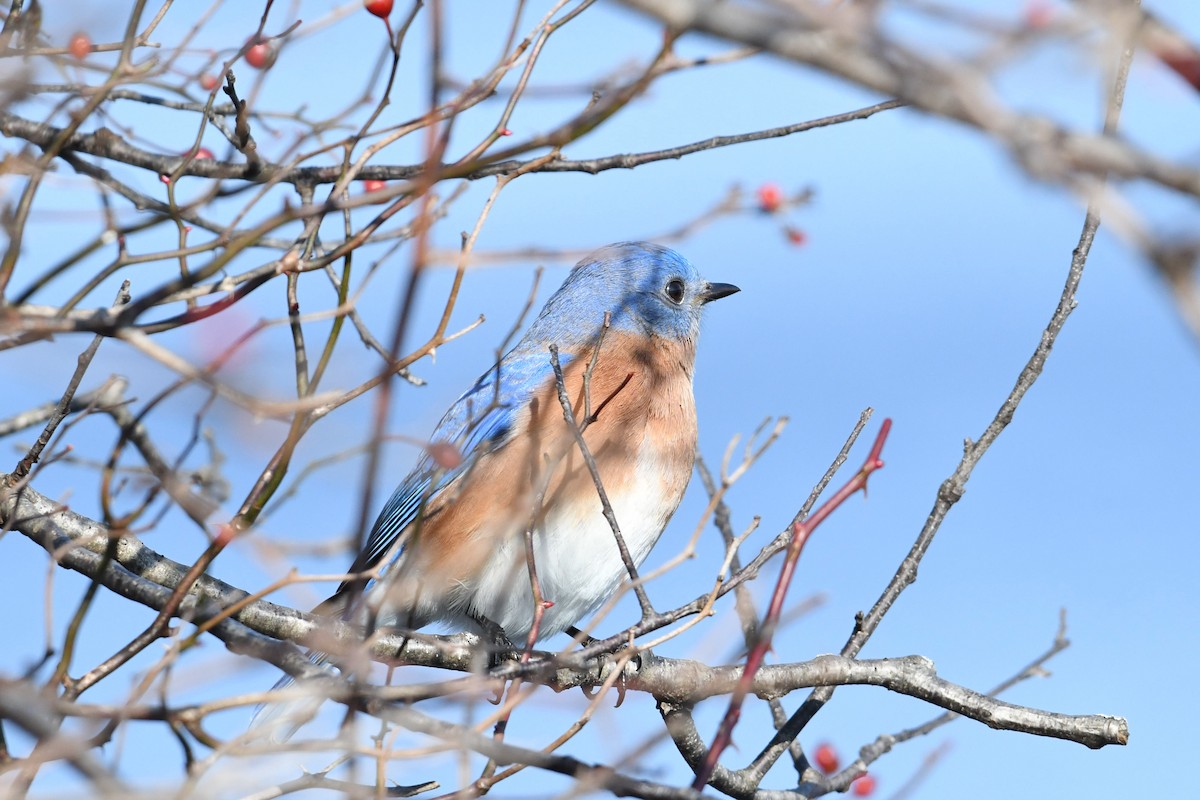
[2,475,1127,752]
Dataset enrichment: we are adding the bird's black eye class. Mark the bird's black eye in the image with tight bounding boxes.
[665,278,685,304]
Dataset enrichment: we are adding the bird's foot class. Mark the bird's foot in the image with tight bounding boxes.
[579,643,647,708]
[471,613,516,661]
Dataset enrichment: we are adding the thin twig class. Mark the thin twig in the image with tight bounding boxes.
[548,343,654,617]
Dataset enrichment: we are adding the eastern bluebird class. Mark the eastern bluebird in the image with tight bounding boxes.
[279,242,737,694]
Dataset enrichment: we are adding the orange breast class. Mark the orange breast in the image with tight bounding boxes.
[376,330,699,626]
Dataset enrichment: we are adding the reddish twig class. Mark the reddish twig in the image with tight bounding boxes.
[691,419,892,790]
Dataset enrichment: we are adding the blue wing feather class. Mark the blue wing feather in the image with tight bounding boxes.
[353,348,569,574]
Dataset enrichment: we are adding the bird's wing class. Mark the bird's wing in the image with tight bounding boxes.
[344,348,570,583]
[269,349,572,738]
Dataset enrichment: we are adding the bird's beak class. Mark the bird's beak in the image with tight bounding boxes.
[701,282,740,303]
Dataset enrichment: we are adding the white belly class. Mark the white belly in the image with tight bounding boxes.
[464,444,688,641]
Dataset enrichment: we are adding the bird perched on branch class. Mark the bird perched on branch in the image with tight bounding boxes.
[261,242,737,729]
[326,241,738,645]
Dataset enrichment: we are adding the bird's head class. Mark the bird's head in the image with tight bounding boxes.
[524,242,739,349]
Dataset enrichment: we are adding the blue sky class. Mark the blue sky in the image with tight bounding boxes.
[3,1,1198,797]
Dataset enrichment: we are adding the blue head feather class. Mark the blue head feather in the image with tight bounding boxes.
[517,242,717,352]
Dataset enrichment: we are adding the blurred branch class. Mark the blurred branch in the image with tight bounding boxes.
[8,282,128,483]
[617,0,1200,200]
[0,377,126,439]
[0,681,127,795]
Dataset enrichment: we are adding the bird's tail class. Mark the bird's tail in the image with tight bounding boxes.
[248,590,378,742]
[249,651,338,742]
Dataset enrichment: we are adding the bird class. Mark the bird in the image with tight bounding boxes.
[275,242,738,705]
[325,241,739,646]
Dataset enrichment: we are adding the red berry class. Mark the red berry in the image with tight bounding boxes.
[191,147,214,160]
[362,179,386,193]
[364,0,394,18]
[852,774,876,797]
[245,38,273,70]
[200,73,219,91]
[1022,1,1053,30]
[757,182,783,213]
[813,743,839,774]
[68,32,91,60]
[784,225,807,246]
